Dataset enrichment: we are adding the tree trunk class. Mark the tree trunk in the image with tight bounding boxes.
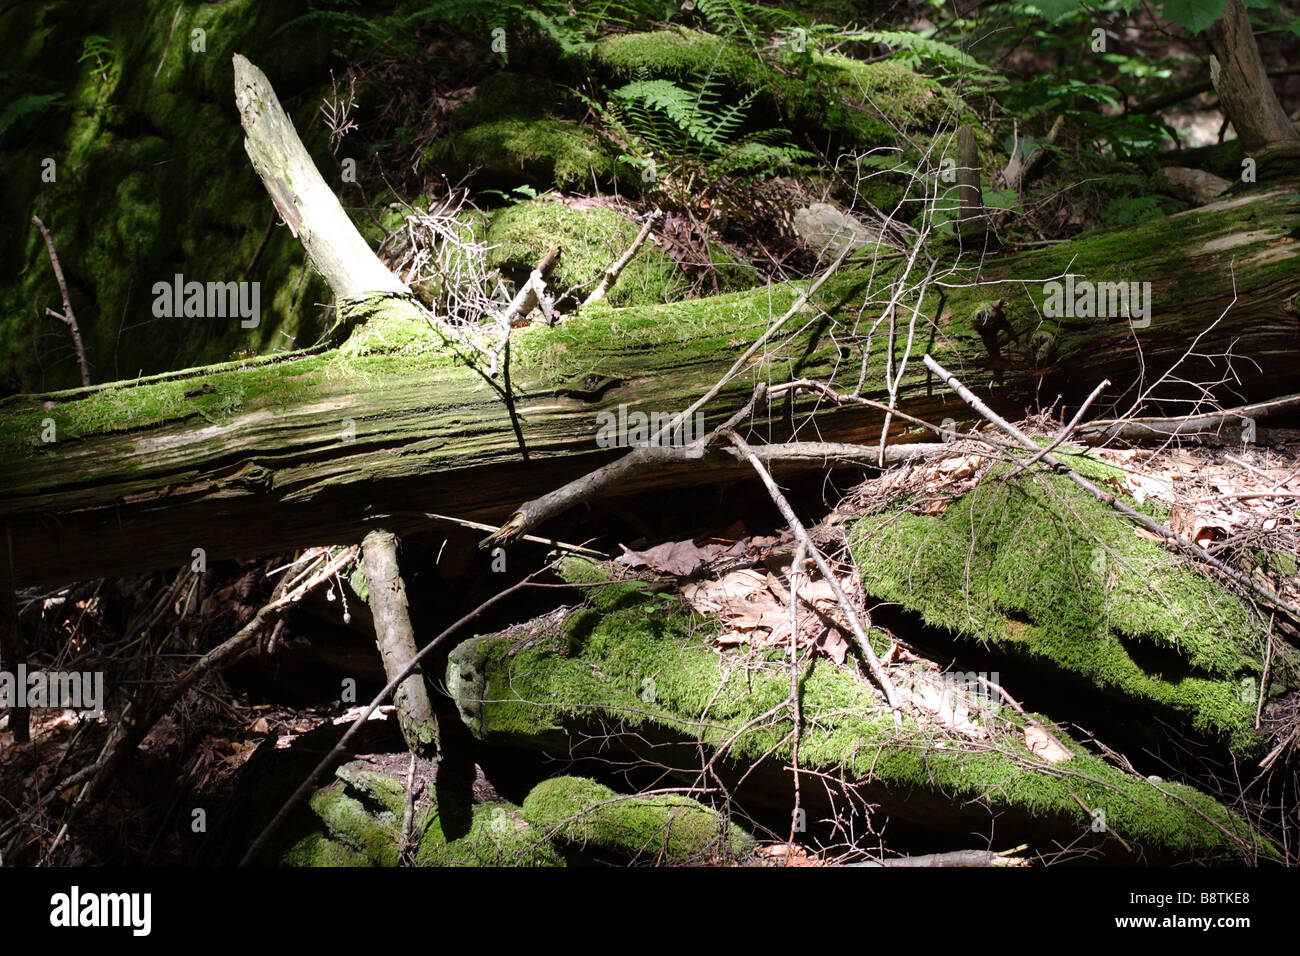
[1207,0,1300,167]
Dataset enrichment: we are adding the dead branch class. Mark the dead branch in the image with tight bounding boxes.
[722,428,903,723]
[500,244,561,327]
[31,215,90,386]
[582,211,661,309]
[361,530,437,755]
[847,845,1030,867]
[1076,392,1300,444]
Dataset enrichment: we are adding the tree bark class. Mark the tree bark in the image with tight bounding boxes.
[233,53,408,303]
[1207,0,1300,166]
[361,530,437,756]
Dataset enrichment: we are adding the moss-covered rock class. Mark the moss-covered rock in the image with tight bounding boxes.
[424,70,614,191]
[485,199,686,307]
[415,802,564,867]
[447,569,1275,862]
[522,776,754,863]
[849,461,1298,754]
[277,760,564,867]
[590,29,982,152]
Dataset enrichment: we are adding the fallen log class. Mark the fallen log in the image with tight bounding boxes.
[0,55,1297,589]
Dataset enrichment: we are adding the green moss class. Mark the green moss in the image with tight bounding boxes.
[447,580,1274,861]
[589,29,982,154]
[486,199,686,307]
[307,780,401,866]
[280,831,374,867]
[1,0,337,393]
[849,462,1296,753]
[415,803,564,867]
[522,776,755,863]
[427,119,613,191]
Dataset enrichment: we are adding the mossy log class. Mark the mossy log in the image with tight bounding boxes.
[1,179,1299,587]
[444,560,1277,864]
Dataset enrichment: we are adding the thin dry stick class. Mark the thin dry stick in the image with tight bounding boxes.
[32,216,90,386]
[786,542,806,846]
[723,429,902,723]
[923,355,1300,628]
[582,211,661,308]
[1004,377,1110,479]
[240,567,548,866]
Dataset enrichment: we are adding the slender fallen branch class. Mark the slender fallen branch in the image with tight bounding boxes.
[362,529,437,755]
[32,215,90,386]
[847,845,1030,867]
[1075,392,1300,444]
[923,355,1300,631]
[239,565,551,865]
[500,244,561,326]
[481,437,960,549]
[723,428,902,723]
[582,211,661,309]
[1004,377,1109,480]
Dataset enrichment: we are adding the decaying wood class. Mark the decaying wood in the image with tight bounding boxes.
[847,845,1030,867]
[361,529,437,755]
[955,125,986,240]
[1207,0,1300,163]
[233,53,408,303]
[1,57,1297,591]
[1075,392,1300,444]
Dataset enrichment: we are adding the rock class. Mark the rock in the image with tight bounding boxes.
[792,202,879,258]
[1155,167,1232,204]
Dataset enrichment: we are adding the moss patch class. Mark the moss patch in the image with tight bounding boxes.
[486,199,686,307]
[1,0,339,393]
[522,776,754,863]
[849,462,1296,753]
[447,569,1273,862]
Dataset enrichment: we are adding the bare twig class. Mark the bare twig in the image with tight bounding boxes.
[582,211,661,308]
[32,215,90,386]
[723,429,902,723]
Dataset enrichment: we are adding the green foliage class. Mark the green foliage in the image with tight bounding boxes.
[0,93,68,143]
[589,72,811,209]
[78,35,116,80]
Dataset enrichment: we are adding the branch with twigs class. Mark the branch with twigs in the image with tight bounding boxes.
[32,215,90,386]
